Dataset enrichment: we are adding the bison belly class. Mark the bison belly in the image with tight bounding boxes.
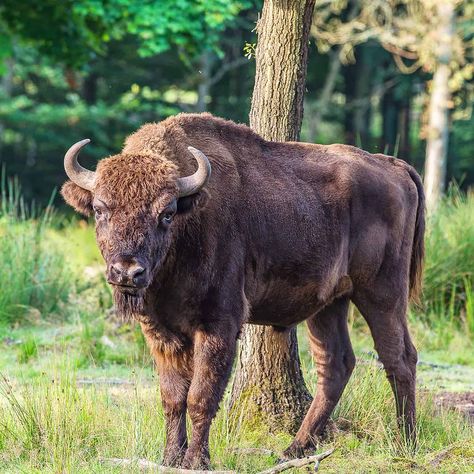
[247,278,343,327]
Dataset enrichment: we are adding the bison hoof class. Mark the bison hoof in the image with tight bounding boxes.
[282,441,316,460]
[181,449,211,470]
[162,447,187,468]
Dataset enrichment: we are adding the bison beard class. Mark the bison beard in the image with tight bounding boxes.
[113,288,147,321]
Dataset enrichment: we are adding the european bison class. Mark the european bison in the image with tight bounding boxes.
[62,113,424,469]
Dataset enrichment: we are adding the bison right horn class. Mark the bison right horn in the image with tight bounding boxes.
[177,146,212,197]
[64,139,96,191]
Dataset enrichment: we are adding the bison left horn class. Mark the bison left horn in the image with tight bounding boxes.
[64,139,96,191]
[177,146,212,197]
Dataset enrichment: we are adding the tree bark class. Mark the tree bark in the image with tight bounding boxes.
[230,0,315,434]
[249,0,316,142]
[424,2,454,213]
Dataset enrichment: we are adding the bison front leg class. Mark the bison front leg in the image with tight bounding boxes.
[181,328,238,470]
[158,358,192,467]
[141,324,192,467]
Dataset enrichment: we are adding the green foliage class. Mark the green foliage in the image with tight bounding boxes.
[0,3,257,204]
[0,32,12,75]
[0,374,105,471]
[334,364,472,457]
[243,41,256,59]
[1,1,112,67]
[465,277,474,335]
[0,0,253,67]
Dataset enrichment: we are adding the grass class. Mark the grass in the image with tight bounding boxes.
[0,357,471,473]
[0,175,72,325]
[0,312,471,473]
[16,335,38,364]
[0,177,473,471]
[422,187,474,331]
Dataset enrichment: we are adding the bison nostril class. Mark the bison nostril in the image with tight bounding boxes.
[110,263,124,278]
[131,266,146,285]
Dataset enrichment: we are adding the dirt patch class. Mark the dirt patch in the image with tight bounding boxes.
[435,391,474,421]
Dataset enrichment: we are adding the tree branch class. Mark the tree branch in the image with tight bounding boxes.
[381,42,419,60]
[99,458,235,473]
[256,449,335,474]
[208,57,250,87]
[100,449,335,473]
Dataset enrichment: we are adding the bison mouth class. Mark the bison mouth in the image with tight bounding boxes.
[112,284,141,296]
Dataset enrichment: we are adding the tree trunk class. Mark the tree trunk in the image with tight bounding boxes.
[381,81,399,155]
[249,0,316,142]
[306,0,358,142]
[196,51,213,112]
[399,92,411,159]
[83,71,98,105]
[230,0,315,434]
[306,48,342,142]
[424,2,454,212]
[0,57,13,161]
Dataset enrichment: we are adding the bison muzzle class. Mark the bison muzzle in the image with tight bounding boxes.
[62,113,424,469]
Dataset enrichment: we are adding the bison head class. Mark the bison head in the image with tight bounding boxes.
[61,139,211,317]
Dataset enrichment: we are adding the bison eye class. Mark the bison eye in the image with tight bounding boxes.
[161,212,174,227]
[93,207,103,220]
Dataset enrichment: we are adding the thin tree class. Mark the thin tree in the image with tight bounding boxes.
[423,2,455,212]
[230,0,316,433]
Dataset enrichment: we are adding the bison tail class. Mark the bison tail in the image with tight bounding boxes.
[407,166,425,304]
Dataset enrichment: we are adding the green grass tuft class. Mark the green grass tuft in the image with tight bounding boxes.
[16,336,38,364]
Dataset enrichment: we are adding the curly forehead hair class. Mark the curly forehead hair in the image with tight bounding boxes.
[94,153,179,207]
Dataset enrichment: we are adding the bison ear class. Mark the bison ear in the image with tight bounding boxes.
[61,181,93,216]
[176,189,209,215]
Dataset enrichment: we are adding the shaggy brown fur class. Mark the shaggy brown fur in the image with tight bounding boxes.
[62,112,424,469]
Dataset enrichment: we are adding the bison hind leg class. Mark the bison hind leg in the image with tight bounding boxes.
[352,285,417,444]
[284,296,355,458]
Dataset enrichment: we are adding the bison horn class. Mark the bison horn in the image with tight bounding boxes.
[64,139,96,191]
[177,146,212,197]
